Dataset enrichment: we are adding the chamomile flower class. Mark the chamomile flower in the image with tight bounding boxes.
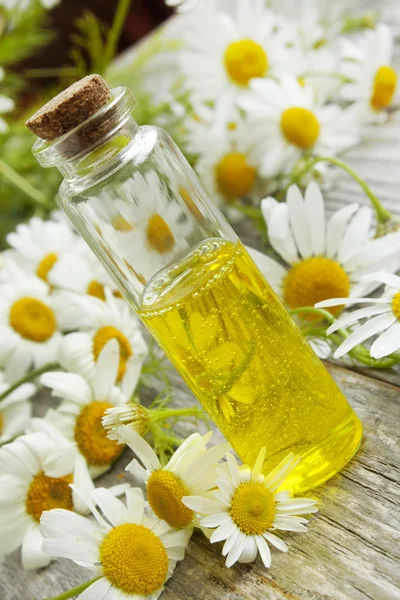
[119,427,230,529]
[40,340,130,480]
[317,272,400,359]
[180,0,297,112]
[49,251,117,300]
[194,121,259,210]
[240,75,359,177]
[183,449,317,568]
[0,268,68,382]
[340,24,398,123]
[101,171,194,282]
[256,183,400,315]
[0,430,93,569]
[6,216,85,283]
[0,370,35,444]
[40,486,192,600]
[59,288,148,392]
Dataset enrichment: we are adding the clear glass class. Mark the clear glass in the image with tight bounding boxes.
[33,87,362,492]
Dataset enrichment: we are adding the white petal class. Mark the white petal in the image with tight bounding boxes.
[263,453,300,491]
[92,488,128,527]
[316,297,389,308]
[182,495,226,514]
[276,498,317,511]
[183,442,230,490]
[263,531,288,552]
[210,519,237,543]
[370,322,400,359]
[215,477,235,500]
[256,534,271,568]
[42,537,100,564]
[226,453,241,487]
[125,487,144,523]
[69,484,110,530]
[21,524,51,570]
[326,203,359,259]
[246,247,286,294]
[267,203,299,265]
[40,509,102,545]
[334,313,397,358]
[77,578,112,600]
[41,372,92,405]
[125,458,149,482]
[239,465,251,483]
[118,426,160,472]
[287,185,312,259]
[238,535,258,563]
[226,531,246,567]
[362,272,400,289]
[326,306,390,334]
[201,513,231,529]
[251,447,266,482]
[305,182,325,256]
[73,456,95,515]
[222,529,240,557]
[338,206,372,263]
[93,339,120,401]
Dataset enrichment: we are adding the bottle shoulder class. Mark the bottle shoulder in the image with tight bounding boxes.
[59,124,172,201]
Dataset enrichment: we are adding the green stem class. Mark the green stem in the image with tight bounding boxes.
[150,406,205,423]
[233,203,263,220]
[0,363,59,403]
[0,159,53,209]
[41,577,101,600]
[103,0,132,70]
[294,156,393,224]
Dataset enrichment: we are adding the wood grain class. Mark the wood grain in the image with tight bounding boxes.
[1,365,399,600]
[1,1,400,598]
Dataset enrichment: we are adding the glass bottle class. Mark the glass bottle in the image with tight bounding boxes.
[31,86,362,493]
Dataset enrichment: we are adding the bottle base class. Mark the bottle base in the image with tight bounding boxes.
[282,412,363,494]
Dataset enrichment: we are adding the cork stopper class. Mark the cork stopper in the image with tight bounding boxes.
[26,74,112,141]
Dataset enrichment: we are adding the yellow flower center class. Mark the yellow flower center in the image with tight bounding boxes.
[87,279,106,300]
[36,253,58,282]
[230,482,275,535]
[92,325,133,381]
[280,107,320,149]
[25,471,73,522]
[100,523,169,595]
[147,469,193,528]
[224,39,268,86]
[370,66,397,111]
[112,216,134,232]
[180,187,203,221]
[74,401,124,466]
[284,257,350,316]
[146,214,176,254]
[392,291,400,320]
[216,152,256,202]
[9,297,56,342]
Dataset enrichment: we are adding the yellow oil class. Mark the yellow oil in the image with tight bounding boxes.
[139,239,362,493]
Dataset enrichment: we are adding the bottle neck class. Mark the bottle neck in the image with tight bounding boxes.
[32,87,138,183]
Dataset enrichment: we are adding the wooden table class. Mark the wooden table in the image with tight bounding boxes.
[1,1,400,598]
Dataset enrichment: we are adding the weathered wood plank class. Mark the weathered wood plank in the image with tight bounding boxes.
[1,365,399,600]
